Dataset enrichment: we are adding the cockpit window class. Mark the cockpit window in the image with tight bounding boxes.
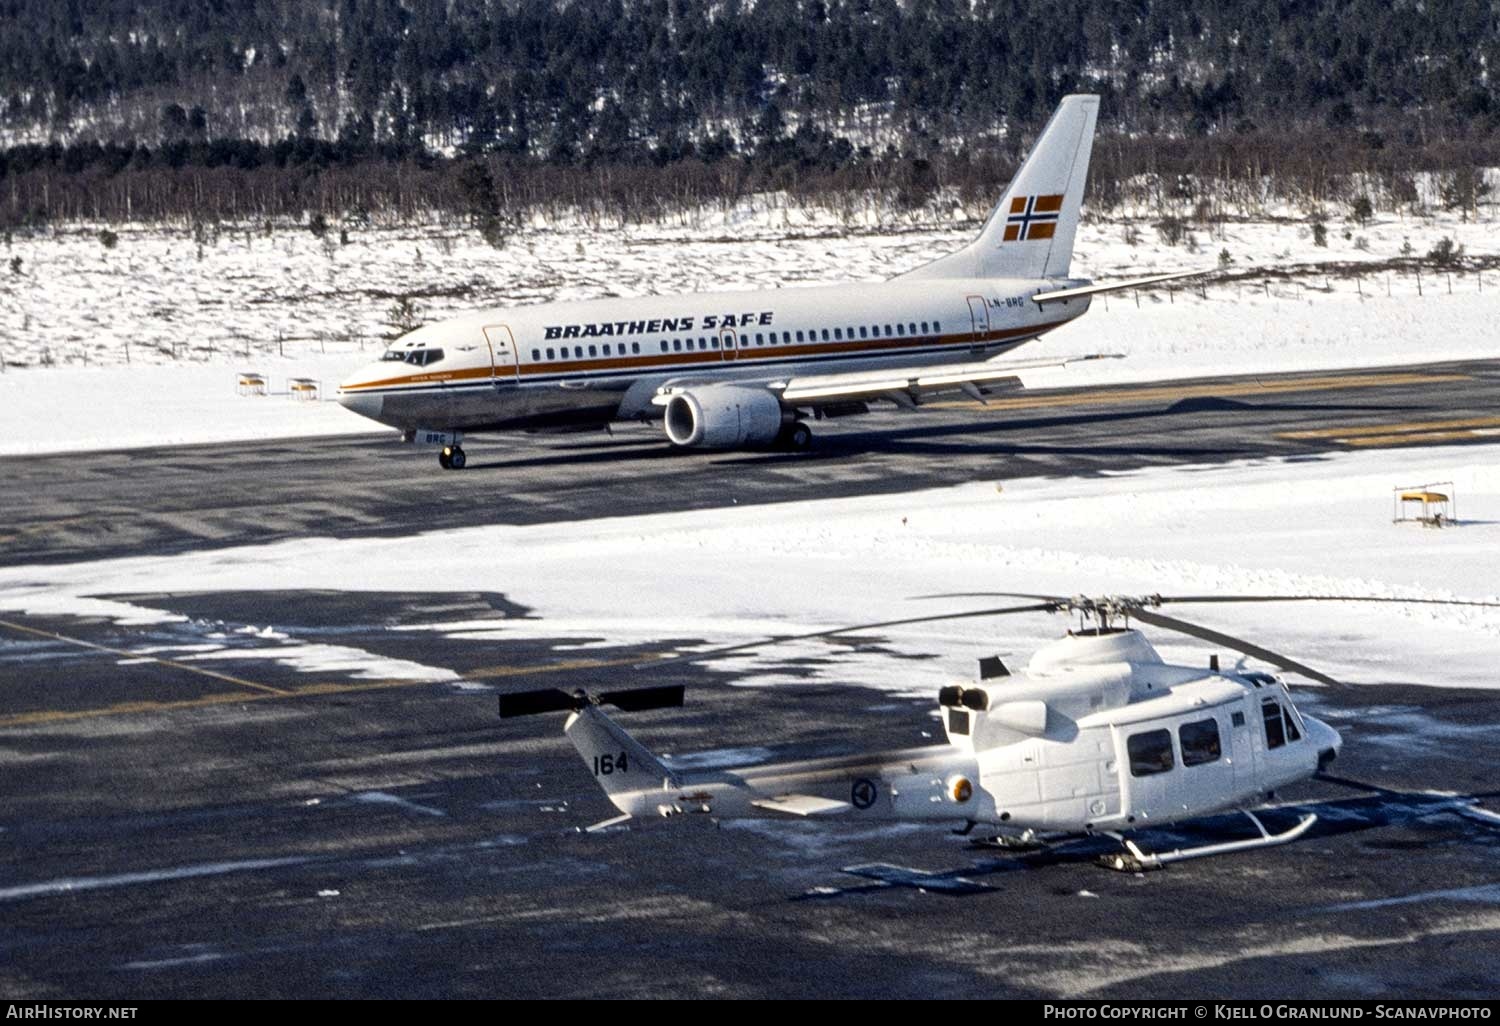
[1262,699,1300,749]
[383,348,443,366]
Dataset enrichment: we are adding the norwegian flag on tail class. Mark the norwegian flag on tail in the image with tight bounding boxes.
[1002,194,1063,242]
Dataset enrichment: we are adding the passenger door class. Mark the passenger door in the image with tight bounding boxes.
[967,294,991,346]
[482,324,521,383]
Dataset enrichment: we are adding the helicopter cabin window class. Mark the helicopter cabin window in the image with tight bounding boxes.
[1262,699,1288,749]
[1231,710,1246,728]
[947,708,970,736]
[1127,729,1175,777]
[1179,719,1222,766]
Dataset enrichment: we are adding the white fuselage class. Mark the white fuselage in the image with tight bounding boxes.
[570,631,1341,835]
[336,276,1091,434]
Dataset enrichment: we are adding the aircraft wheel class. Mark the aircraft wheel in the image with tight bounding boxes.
[783,421,813,452]
[438,448,452,470]
[448,446,467,470]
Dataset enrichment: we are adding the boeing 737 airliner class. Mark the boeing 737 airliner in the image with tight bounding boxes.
[338,95,1193,469]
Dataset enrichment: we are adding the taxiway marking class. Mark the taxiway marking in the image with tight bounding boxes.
[1277,414,1500,448]
[0,618,290,696]
[933,371,1469,413]
[0,639,665,728]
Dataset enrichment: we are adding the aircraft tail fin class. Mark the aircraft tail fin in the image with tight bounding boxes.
[499,684,682,816]
[899,94,1099,282]
[565,704,679,813]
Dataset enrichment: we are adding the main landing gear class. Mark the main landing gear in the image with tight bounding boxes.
[776,420,814,452]
[438,445,467,471]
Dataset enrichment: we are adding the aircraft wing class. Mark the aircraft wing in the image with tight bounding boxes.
[750,794,853,816]
[771,352,1121,407]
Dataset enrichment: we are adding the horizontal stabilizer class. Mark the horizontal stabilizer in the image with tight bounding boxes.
[1032,269,1209,305]
[498,683,685,719]
[750,794,853,817]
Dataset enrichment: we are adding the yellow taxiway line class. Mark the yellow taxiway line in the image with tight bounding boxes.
[1277,415,1500,448]
[0,619,665,728]
[0,618,290,696]
[931,371,1469,413]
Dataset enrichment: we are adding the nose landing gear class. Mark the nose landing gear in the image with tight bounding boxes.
[439,445,467,470]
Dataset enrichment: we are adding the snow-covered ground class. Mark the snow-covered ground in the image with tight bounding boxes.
[1,202,1497,454]
[2,444,1496,695]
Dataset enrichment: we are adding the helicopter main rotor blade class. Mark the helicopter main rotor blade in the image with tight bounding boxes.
[1130,608,1343,688]
[1155,594,1500,609]
[637,602,1059,670]
[917,591,1500,610]
[913,591,1065,602]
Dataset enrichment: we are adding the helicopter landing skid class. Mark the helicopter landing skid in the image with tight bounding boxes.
[968,829,1048,852]
[1097,810,1318,872]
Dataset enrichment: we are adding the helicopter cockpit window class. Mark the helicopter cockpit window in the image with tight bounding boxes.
[1179,719,1222,766]
[380,349,408,362]
[1262,699,1287,749]
[1127,729,1174,777]
[947,708,970,736]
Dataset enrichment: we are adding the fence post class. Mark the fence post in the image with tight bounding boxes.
[1447,273,1452,294]
[1416,268,1422,296]
[1356,274,1362,298]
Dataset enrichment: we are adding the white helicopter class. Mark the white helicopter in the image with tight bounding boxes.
[500,592,1499,871]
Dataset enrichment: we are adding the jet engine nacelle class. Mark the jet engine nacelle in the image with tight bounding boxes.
[662,386,785,448]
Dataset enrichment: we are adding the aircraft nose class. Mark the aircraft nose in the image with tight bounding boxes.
[337,387,385,422]
[1307,716,1342,768]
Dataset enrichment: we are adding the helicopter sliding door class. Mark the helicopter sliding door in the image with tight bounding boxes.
[1115,725,1176,820]
[1176,713,1236,811]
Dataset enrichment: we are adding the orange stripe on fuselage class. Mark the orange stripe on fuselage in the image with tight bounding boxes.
[342,318,1075,393]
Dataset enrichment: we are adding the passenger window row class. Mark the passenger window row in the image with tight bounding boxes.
[1128,701,1303,778]
[1127,717,1223,778]
[527,322,946,363]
